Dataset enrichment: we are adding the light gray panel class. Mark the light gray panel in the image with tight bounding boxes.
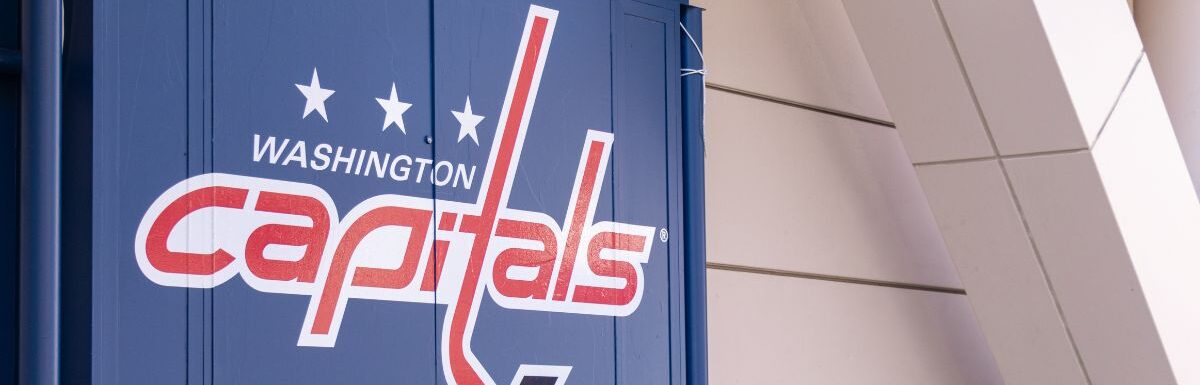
[707,269,1001,385]
[693,0,891,121]
[705,91,959,288]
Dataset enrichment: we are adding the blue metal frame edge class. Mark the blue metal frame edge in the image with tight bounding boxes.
[19,0,62,383]
[679,4,707,385]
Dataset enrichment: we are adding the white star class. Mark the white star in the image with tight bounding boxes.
[451,96,485,145]
[295,68,335,122]
[376,83,413,134]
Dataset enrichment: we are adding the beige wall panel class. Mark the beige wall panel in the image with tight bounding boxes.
[707,269,1002,385]
[937,0,1141,156]
[1004,151,1175,385]
[842,0,995,164]
[915,159,1087,384]
[705,91,959,288]
[935,0,1083,155]
[693,0,890,121]
[1091,61,1200,385]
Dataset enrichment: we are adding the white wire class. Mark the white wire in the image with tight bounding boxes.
[679,22,706,77]
[678,20,708,159]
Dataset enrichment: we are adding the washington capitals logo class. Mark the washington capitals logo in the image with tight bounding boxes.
[133,6,653,385]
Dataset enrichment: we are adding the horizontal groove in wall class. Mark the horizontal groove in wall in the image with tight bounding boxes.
[912,148,1091,167]
[707,262,967,295]
[706,82,897,129]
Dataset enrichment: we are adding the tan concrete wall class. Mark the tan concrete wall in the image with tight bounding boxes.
[846,0,1200,383]
[695,0,1002,382]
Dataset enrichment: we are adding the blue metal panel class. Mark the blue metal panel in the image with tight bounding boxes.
[211,1,436,383]
[612,1,685,384]
[91,1,699,383]
[0,49,18,75]
[433,2,619,384]
[0,0,17,382]
[0,70,16,385]
[62,0,96,383]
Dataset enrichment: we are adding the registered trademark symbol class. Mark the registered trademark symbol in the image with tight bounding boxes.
[659,228,668,242]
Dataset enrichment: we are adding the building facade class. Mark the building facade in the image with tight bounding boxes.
[704,0,1200,383]
[5,0,1200,384]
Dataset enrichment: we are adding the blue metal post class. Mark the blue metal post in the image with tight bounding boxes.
[20,0,61,383]
[680,5,707,385]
